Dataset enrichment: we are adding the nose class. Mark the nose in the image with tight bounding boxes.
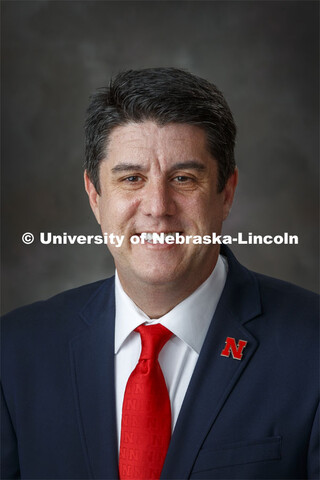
[141,179,176,218]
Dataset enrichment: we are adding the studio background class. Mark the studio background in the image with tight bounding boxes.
[1,0,319,315]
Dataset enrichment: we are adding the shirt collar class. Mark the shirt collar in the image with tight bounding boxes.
[114,255,228,355]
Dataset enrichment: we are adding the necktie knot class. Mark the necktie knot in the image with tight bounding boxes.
[135,324,172,361]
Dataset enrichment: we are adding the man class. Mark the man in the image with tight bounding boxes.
[1,68,318,479]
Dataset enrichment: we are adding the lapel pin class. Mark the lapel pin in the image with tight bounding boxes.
[221,337,248,360]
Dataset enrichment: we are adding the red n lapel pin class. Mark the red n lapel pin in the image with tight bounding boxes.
[221,337,248,360]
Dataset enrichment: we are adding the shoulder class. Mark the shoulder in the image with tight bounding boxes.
[246,271,319,351]
[254,270,317,302]
[254,271,318,315]
[1,276,115,337]
[223,246,318,339]
[224,246,318,313]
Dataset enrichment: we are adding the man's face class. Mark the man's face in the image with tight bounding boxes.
[85,121,237,292]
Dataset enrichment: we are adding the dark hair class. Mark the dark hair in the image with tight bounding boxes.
[85,67,236,193]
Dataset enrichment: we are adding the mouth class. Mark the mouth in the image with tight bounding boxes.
[135,232,183,244]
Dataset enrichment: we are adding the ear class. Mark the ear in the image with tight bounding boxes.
[84,171,101,225]
[222,167,238,221]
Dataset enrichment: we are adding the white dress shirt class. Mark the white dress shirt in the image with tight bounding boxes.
[114,255,228,450]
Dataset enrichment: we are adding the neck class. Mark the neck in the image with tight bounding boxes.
[117,262,217,319]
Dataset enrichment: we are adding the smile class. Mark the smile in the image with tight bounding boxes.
[139,232,182,244]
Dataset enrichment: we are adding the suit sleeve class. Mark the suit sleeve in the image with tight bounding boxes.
[307,401,320,479]
[1,382,20,479]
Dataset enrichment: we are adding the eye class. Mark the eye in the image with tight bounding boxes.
[119,174,145,189]
[173,175,193,183]
[123,175,141,182]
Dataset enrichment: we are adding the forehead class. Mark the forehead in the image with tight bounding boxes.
[105,121,211,160]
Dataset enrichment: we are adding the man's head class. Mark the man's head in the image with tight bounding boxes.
[84,68,238,309]
[85,68,236,195]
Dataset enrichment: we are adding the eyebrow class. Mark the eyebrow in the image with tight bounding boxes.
[111,163,147,174]
[170,161,206,172]
[111,160,206,174]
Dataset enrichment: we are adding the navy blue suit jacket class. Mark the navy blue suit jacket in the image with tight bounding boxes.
[1,247,319,479]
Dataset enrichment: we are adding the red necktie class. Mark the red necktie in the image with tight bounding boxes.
[119,323,173,480]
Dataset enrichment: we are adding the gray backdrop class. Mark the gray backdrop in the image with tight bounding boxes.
[2,0,319,315]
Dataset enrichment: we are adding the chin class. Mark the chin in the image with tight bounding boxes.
[134,266,183,286]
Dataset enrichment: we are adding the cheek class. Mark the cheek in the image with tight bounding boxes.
[189,193,224,228]
[183,191,216,217]
[99,194,140,228]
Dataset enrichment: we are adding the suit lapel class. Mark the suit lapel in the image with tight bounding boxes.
[161,247,261,479]
[69,278,119,479]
